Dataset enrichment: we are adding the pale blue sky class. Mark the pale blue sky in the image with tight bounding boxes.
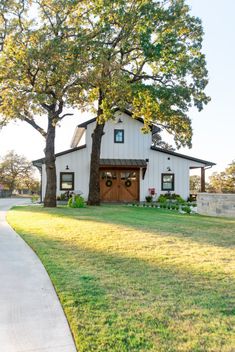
[0,0,234,177]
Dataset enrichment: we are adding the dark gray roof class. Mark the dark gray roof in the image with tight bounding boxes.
[100,159,147,167]
[151,146,216,166]
[32,145,86,165]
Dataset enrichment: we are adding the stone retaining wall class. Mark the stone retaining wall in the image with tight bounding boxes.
[197,193,235,217]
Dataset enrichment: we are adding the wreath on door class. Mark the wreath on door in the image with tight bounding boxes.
[105,179,112,187]
[125,179,132,187]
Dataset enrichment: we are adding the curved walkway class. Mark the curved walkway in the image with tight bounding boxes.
[0,198,77,352]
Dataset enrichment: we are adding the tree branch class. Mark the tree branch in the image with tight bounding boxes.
[24,117,47,138]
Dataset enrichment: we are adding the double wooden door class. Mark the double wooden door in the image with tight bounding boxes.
[100,168,139,202]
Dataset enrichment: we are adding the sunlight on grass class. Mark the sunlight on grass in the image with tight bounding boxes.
[7,205,235,352]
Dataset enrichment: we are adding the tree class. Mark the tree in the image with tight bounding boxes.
[208,161,235,193]
[190,175,201,193]
[1,0,210,206]
[0,150,38,194]
[152,130,175,151]
[0,0,89,207]
[79,0,210,205]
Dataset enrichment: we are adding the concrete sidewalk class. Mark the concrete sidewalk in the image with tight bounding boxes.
[0,198,77,352]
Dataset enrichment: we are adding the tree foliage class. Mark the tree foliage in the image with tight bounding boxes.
[0,0,89,206]
[0,150,39,194]
[81,0,210,204]
[76,0,210,146]
[208,161,235,193]
[190,175,201,192]
[0,0,210,206]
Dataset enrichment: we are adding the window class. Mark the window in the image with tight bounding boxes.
[60,172,74,190]
[114,129,124,143]
[161,173,174,191]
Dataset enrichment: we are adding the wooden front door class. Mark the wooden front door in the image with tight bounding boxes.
[100,169,139,202]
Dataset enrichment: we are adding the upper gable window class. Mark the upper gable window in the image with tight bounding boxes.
[114,129,124,143]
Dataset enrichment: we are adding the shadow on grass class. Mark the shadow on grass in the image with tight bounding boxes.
[18,229,235,352]
[11,205,235,249]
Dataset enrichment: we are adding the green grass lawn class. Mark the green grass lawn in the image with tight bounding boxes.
[7,205,235,352]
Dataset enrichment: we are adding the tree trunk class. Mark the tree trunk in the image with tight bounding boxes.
[87,120,105,205]
[87,90,105,206]
[44,117,57,207]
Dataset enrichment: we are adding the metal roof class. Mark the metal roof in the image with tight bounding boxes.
[32,145,86,165]
[151,146,216,166]
[100,159,147,167]
[77,109,156,130]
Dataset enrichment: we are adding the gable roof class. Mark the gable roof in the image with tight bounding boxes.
[77,109,160,132]
[151,146,215,166]
[33,145,86,166]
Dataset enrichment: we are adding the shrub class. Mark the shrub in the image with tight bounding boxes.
[157,193,186,204]
[158,195,167,203]
[60,193,66,201]
[181,205,191,214]
[145,195,153,203]
[68,195,85,208]
[31,194,40,203]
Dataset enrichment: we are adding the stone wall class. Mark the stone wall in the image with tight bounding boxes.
[197,193,235,217]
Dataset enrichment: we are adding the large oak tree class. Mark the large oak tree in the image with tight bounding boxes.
[1,0,210,206]
[0,0,91,207]
[77,0,210,205]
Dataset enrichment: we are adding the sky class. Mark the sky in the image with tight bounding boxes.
[0,0,234,178]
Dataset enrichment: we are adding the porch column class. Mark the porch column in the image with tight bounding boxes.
[200,167,205,192]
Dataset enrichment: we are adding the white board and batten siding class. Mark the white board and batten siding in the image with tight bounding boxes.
[40,111,212,201]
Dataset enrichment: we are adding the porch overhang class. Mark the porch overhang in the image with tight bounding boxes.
[99,159,147,168]
[100,159,148,180]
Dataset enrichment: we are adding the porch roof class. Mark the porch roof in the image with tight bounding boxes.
[100,159,147,168]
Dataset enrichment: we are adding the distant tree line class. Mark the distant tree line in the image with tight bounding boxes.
[190,160,235,194]
[0,151,39,195]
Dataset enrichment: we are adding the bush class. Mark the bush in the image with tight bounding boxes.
[31,194,40,203]
[158,195,167,203]
[60,193,66,201]
[145,195,153,203]
[67,195,85,208]
[181,205,191,214]
[157,193,186,204]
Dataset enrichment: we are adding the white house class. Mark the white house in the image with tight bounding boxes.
[33,110,215,202]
